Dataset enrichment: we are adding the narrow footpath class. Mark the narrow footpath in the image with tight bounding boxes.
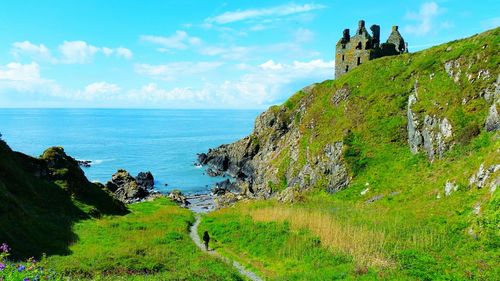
[189,215,263,281]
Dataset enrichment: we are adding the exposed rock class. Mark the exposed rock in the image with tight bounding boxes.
[360,187,370,195]
[407,84,454,160]
[77,160,92,168]
[168,190,190,207]
[277,186,303,203]
[444,58,462,83]
[332,86,350,105]
[407,89,422,154]
[484,104,499,132]
[212,179,239,196]
[469,163,500,189]
[444,181,458,196]
[199,82,350,206]
[107,169,151,203]
[136,171,154,190]
[214,192,240,209]
[481,75,499,103]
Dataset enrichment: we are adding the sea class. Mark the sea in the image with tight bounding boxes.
[0,108,261,194]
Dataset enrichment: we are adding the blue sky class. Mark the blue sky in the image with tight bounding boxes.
[0,0,498,109]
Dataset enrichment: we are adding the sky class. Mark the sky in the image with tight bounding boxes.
[0,0,498,109]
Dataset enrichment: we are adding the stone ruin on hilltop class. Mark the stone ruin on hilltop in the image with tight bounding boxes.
[335,20,408,78]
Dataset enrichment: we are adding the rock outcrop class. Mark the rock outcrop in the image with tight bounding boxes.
[407,83,454,160]
[199,84,350,207]
[136,171,155,190]
[168,190,190,207]
[106,169,158,203]
[485,104,499,132]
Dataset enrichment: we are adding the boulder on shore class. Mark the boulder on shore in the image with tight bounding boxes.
[106,169,157,204]
[168,190,190,207]
[136,171,155,190]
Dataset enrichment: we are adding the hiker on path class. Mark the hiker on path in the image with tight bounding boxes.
[202,231,210,251]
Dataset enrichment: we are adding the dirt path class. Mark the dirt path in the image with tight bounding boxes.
[189,215,263,281]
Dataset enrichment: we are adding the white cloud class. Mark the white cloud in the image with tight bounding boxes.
[84,82,120,95]
[115,47,133,59]
[102,47,114,56]
[140,31,202,51]
[58,41,100,64]
[11,40,132,64]
[128,58,334,108]
[404,2,449,36]
[206,3,326,24]
[135,61,224,81]
[0,62,61,94]
[11,41,56,63]
[259,60,283,70]
[76,81,121,100]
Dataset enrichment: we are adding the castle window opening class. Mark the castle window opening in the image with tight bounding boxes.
[342,44,346,49]
[356,42,362,49]
[342,55,345,61]
[345,65,349,72]
[357,57,361,65]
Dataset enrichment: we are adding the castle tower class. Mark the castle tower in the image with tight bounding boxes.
[386,26,407,54]
[335,20,407,79]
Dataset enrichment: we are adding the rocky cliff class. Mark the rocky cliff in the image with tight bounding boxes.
[200,28,499,207]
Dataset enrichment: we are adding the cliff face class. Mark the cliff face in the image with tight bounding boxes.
[201,28,499,207]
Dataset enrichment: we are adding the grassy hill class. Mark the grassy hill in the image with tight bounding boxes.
[0,139,242,280]
[199,28,499,280]
[0,139,127,259]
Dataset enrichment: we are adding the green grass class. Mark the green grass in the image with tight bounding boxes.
[197,28,500,280]
[47,198,243,280]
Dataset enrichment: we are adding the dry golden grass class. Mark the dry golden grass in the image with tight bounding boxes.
[244,205,394,268]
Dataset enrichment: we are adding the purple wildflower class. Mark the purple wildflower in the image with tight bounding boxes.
[18,264,26,272]
[24,278,30,281]
[0,243,10,253]
[0,263,5,270]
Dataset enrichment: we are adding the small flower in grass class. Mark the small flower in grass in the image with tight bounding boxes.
[0,243,10,253]
[24,278,30,281]
[18,264,26,272]
[0,262,5,270]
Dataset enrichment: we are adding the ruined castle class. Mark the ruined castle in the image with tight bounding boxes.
[335,20,408,78]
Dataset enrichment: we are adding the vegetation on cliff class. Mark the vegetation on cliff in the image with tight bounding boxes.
[200,28,499,280]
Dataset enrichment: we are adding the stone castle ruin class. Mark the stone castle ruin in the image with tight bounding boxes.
[335,20,408,78]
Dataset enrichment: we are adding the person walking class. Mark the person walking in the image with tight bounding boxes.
[202,231,210,251]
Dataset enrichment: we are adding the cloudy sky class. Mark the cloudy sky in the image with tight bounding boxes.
[0,0,498,108]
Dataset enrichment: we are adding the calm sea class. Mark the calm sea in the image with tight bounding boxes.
[0,108,260,193]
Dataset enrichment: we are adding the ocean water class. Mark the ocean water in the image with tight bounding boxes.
[0,108,261,193]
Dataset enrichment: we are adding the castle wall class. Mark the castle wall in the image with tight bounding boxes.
[334,21,407,79]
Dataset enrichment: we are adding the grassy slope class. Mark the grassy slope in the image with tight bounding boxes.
[201,29,499,280]
[0,140,241,280]
[47,198,242,280]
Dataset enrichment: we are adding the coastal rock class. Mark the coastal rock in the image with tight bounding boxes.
[212,179,239,196]
[199,82,351,204]
[107,169,150,203]
[136,171,155,190]
[77,160,92,168]
[168,190,190,207]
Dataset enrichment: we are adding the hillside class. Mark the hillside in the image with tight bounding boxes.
[199,28,499,279]
[0,139,127,259]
